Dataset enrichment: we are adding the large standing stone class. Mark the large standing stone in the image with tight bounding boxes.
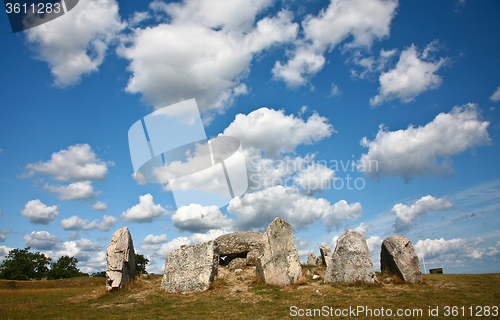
[106,227,135,291]
[161,241,219,293]
[324,230,379,285]
[381,235,423,284]
[307,252,317,266]
[214,231,264,258]
[256,217,302,286]
[319,245,333,268]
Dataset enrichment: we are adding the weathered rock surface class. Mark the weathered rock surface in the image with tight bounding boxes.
[228,257,247,270]
[256,217,302,286]
[214,231,264,258]
[324,230,379,285]
[161,241,219,293]
[381,235,422,284]
[319,245,333,267]
[106,227,135,291]
[246,249,260,266]
[307,252,317,266]
[315,256,322,266]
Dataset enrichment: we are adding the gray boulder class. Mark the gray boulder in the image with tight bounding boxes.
[106,227,135,291]
[161,241,219,293]
[256,217,302,286]
[319,245,333,267]
[228,257,247,270]
[307,252,318,266]
[246,249,260,266]
[381,235,423,284]
[214,231,264,258]
[324,230,379,285]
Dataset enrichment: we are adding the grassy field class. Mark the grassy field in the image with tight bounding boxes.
[0,267,499,319]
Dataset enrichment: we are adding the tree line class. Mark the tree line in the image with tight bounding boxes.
[0,247,149,280]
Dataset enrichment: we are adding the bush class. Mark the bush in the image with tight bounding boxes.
[46,255,87,280]
[0,247,51,280]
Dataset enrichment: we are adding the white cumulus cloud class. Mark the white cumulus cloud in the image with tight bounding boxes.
[223,107,334,156]
[171,204,232,233]
[23,231,59,250]
[25,0,125,87]
[24,144,111,182]
[20,199,59,225]
[118,0,297,120]
[91,201,108,211]
[59,215,118,232]
[272,0,398,87]
[44,180,97,200]
[359,104,490,181]
[228,185,362,231]
[120,193,167,223]
[391,195,454,233]
[490,85,500,102]
[370,41,447,106]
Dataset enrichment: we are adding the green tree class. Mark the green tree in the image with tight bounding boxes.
[46,255,86,280]
[135,253,149,276]
[0,247,51,280]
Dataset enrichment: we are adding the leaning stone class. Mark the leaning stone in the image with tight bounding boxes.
[106,227,135,291]
[307,252,317,266]
[214,231,264,258]
[324,230,379,285]
[381,235,423,284]
[319,245,333,268]
[228,257,247,270]
[256,217,302,286]
[161,241,219,293]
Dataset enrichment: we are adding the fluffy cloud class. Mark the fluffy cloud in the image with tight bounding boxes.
[366,235,382,254]
[490,85,500,102]
[118,1,297,119]
[359,104,490,181]
[91,201,108,211]
[141,234,168,245]
[25,0,125,86]
[154,229,227,257]
[272,0,398,87]
[44,181,97,200]
[120,193,167,223]
[0,235,6,242]
[23,231,59,250]
[24,144,111,182]
[171,204,232,233]
[59,215,118,232]
[223,107,334,156]
[228,185,362,231]
[354,222,372,234]
[370,41,447,106]
[391,195,453,233]
[54,238,104,262]
[20,199,59,224]
[415,238,500,270]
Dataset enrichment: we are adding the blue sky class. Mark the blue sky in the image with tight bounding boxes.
[0,0,499,275]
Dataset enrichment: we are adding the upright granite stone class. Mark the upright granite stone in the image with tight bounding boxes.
[256,217,302,286]
[214,231,264,258]
[324,230,379,285]
[307,252,318,266]
[161,241,219,293]
[381,235,422,284]
[106,227,135,291]
[319,245,333,268]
